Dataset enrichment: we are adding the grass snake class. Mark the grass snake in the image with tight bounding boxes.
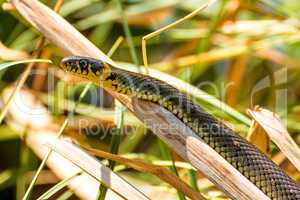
[60,55,300,199]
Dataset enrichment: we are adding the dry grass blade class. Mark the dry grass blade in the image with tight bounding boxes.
[142,0,215,73]
[83,145,205,200]
[47,138,149,200]
[248,107,300,172]
[26,131,127,200]
[247,120,269,154]
[11,0,269,199]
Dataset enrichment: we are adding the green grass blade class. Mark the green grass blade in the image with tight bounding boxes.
[36,172,81,200]
[0,59,52,71]
[17,143,31,200]
[22,119,69,200]
[4,23,26,46]
[189,0,228,81]
[158,140,187,200]
[0,169,17,190]
[59,0,96,17]
[97,30,124,196]
[115,0,139,66]
[76,0,178,30]
[56,189,74,200]
[9,29,37,50]
[97,106,123,200]
[187,169,199,191]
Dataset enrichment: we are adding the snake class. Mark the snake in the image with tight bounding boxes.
[60,55,300,199]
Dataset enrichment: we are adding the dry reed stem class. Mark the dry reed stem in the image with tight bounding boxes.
[1,2,16,11]
[46,138,149,200]
[82,145,205,200]
[248,107,300,173]
[11,0,269,199]
[247,120,269,154]
[27,132,129,200]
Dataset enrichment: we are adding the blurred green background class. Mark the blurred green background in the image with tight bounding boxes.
[1,0,300,199]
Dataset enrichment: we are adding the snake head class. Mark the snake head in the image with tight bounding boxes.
[60,56,109,80]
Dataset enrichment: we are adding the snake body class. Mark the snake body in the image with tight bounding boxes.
[61,56,300,199]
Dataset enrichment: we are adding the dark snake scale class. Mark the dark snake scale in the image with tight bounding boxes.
[61,56,300,199]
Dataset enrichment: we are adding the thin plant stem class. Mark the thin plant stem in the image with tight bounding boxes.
[158,140,187,200]
[22,119,68,200]
[142,0,215,74]
[115,0,139,67]
[188,169,199,192]
[36,172,81,200]
[96,35,125,200]
[107,36,124,58]
[97,103,124,200]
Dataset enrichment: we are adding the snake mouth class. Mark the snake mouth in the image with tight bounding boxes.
[60,56,83,73]
[60,57,72,72]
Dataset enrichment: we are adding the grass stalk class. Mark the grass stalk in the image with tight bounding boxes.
[115,0,139,66]
[16,142,31,199]
[36,172,81,200]
[96,36,125,199]
[56,189,74,200]
[22,118,69,200]
[159,140,187,200]
[0,0,66,124]
[187,169,199,192]
[97,104,124,200]
[190,0,228,81]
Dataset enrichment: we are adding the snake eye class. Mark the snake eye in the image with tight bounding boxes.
[79,59,88,68]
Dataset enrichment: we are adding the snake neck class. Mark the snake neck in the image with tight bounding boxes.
[101,67,205,131]
[99,68,135,95]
